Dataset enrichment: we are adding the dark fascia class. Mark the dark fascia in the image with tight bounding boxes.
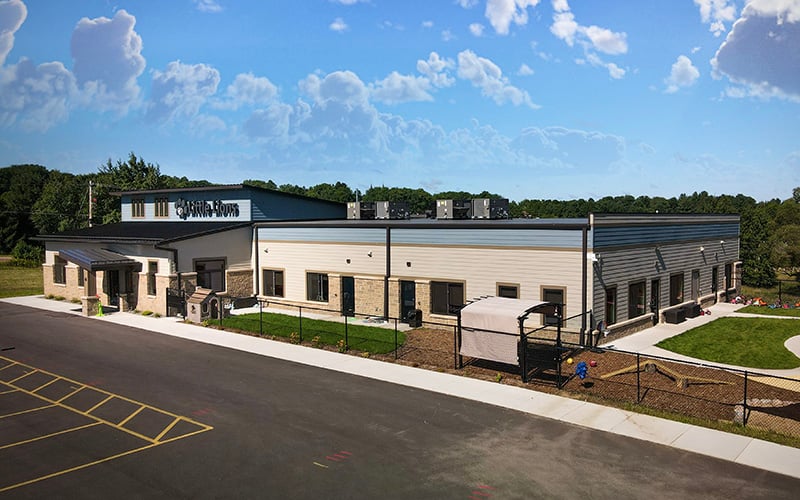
[253,217,591,230]
[33,222,252,246]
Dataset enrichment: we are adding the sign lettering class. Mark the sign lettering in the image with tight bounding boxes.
[175,197,240,220]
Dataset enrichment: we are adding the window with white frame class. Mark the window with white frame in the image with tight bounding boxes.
[263,269,284,297]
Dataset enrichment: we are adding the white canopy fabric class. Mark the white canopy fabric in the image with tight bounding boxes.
[459,297,548,365]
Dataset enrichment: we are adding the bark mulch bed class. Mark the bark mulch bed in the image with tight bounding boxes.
[377,328,800,439]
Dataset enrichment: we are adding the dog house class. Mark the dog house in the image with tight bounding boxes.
[186,287,223,323]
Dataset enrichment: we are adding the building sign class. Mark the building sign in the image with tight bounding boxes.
[175,197,240,220]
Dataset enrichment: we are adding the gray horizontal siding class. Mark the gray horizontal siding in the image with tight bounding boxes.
[594,223,739,250]
[258,227,386,243]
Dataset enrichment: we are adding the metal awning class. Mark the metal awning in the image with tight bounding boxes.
[58,248,142,272]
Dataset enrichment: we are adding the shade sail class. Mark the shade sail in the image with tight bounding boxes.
[459,297,550,365]
[58,248,142,272]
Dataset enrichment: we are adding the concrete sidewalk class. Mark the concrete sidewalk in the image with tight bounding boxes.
[3,295,800,480]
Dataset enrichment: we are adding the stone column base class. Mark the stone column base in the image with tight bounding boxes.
[82,296,101,317]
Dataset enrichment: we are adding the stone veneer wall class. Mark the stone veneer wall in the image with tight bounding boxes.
[225,269,253,298]
[42,264,85,300]
[354,276,385,317]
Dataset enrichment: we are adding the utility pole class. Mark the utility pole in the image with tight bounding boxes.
[88,180,93,227]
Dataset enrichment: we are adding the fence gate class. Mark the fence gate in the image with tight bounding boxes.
[166,288,186,317]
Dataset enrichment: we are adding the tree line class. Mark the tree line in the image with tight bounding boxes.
[1,153,798,286]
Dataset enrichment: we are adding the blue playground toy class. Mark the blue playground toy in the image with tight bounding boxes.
[575,361,588,380]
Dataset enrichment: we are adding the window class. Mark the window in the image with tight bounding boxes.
[77,267,84,288]
[542,287,564,326]
[430,281,464,315]
[54,256,66,285]
[669,273,684,306]
[155,197,169,217]
[195,259,225,291]
[147,261,158,296]
[691,269,700,301]
[605,287,617,325]
[131,198,145,218]
[497,284,518,298]
[263,269,284,297]
[628,281,646,319]
[711,266,719,294]
[724,263,732,290]
[306,272,328,302]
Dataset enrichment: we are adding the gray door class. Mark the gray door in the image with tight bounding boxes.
[341,276,355,317]
[400,280,416,322]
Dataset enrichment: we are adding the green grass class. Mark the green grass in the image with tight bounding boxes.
[221,312,406,354]
[0,261,43,298]
[736,305,800,318]
[657,317,800,369]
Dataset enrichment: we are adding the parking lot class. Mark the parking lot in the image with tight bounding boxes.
[0,355,212,493]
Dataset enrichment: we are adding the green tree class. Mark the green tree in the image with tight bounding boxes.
[0,164,49,253]
[306,182,355,203]
[31,171,88,234]
[94,153,165,224]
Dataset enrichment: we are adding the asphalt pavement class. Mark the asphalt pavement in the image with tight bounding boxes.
[2,295,800,485]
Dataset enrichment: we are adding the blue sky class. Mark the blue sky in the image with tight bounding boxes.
[1,0,798,202]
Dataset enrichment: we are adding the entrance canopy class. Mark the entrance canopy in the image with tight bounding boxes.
[58,248,142,272]
[459,297,555,365]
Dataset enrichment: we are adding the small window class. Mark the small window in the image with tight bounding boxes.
[628,281,646,319]
[669,273,684,306]
[605,287,617,325]
[147,261,158,296]
[711,266,719,293]
[497,284,518,298]
[542,287,564,326]
[54,256,66,285]
[430,281,464,315]
[691,269,700,301]
[155,197,169,217]
[306,272,328,302]
[131,198,145,218]
[263,269,284,297]
[77,267,84,288]
[196,259,225,292]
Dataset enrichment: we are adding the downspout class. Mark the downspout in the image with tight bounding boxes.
[384,226,391,319]
[580,224,588,346]
[253,225,259,296]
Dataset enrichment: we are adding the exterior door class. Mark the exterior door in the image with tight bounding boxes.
[341,276,355,317]
[107,270,120,306]
[650,279,660,325]
[400,280,416,322]
[691,270,700,301]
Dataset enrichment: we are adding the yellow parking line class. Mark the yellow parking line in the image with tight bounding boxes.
[0,442,159,494]
[31,376,61,393]
[56,385,84,403]
[7,369,36,384]
[0,361,17,371]
[0,404,55,420]
[0,421,103,451]
[117,405,146,427]
[85,394,115,414]
[0,388,19,395]
[154,417,181,442]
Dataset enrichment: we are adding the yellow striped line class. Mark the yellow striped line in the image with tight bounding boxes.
[0,388,19,395]
[85,394,115,414]
[154,417,181,442]
[7,369,36,384]
[0,422,102,451]
[117,405,146,427]
[0,404,55,420]
[0,361,18,371]
[56,385,84,403]
[31,376,62,393]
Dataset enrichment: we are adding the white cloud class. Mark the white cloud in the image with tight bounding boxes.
[485,0,541,35]
[194,0,223,13]
[441,29,455,41]
[370,72,433,104]
[71,10,146,113]
[0,58,76,132]
[550,12,579,45]
[581,25,628,55]
[694,0,737,37]
[147,61,221,123]
[416,52,456,88]
[331,0,367,4]
[421,20,434,28]
[244,102,293,141]
[712,0,800,101]
[214,72,278,110]
[456,50,539,108]
[517,63,534,75]
[510,126,626,172]
[665,55,700,93]
[0,0,26,66]
[457,0,479,7]
[329,17,349,32]
[469,23,485,36]
[578,53,626,79]
[551,0,569,12]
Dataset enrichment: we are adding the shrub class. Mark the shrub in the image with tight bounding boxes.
[289,332,301,344]
[11,240,44,267]
[141,310,153,316]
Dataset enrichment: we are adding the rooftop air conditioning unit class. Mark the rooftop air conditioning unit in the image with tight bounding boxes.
[436,199,472,219]
[376,201,409,219]
[346,201,377,219]
[472,198,510,219]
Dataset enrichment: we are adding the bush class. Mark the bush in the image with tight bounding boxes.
[11,240,44,267]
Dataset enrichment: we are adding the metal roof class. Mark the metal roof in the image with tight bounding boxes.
[35,222,250,244]
[58,248,142,272]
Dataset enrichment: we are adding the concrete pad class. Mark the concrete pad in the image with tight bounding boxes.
[670,426,752,462]
[735,439,800,479]
[607,411,690,446]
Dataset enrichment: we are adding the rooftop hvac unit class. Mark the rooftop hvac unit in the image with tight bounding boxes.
[472,198,510,219]
[376,201,409,219]
[346,201,377,219]
[436,199,472,219]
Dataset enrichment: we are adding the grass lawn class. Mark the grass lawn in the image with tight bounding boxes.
[222,312,406,354]
[0,261,43,298]
[657,317,800,369]
[736,305,800,318]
